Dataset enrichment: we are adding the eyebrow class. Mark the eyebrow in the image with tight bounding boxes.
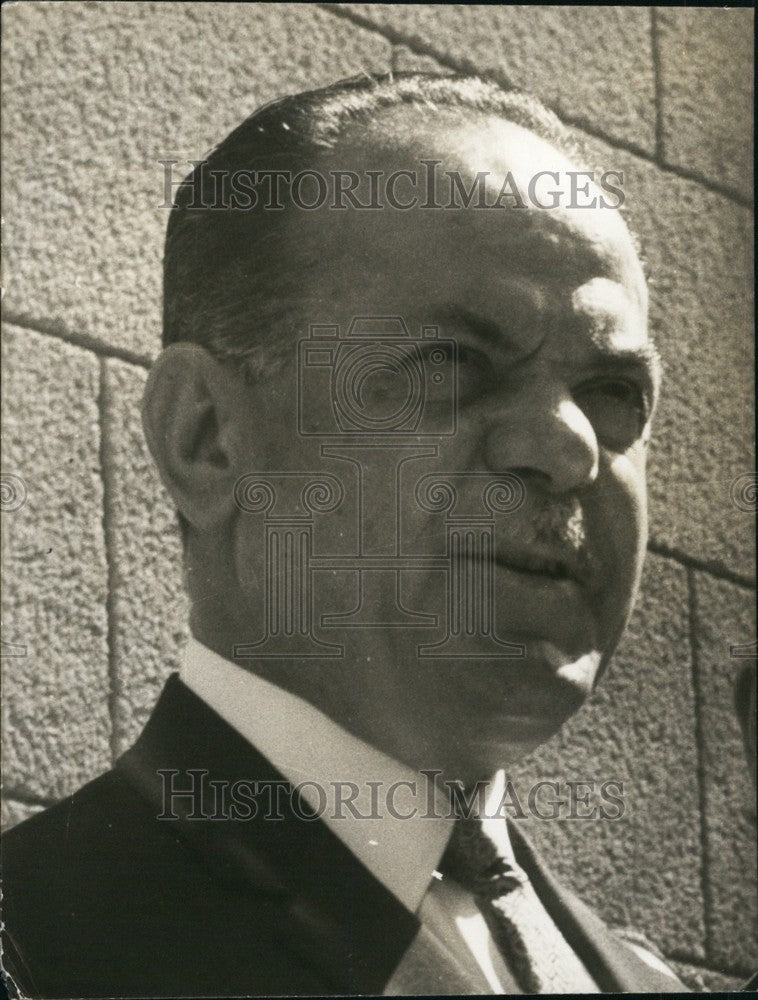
[585,342,663,392]
[435,304,547,366]
[437,304,662,390]
[435,306,512,351]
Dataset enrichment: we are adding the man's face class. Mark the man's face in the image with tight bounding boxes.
[221,115,655,782]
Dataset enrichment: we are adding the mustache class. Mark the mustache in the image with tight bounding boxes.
[493,495,599,587]
[527,495,588,553]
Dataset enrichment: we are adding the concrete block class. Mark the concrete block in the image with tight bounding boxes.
[101,360,189,755]
[1,799,45,833]
[692,572,757,974]
[657,8,753,200]
[636,171,754,577]
[1,325,110,800]
[2,2,391,360]
[345,4,656,151]
[509,553,704,959]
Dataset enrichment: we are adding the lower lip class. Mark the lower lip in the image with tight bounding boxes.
[491,561,597,649]
[494,559,583,592]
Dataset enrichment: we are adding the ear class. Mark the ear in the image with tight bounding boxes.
[141,343,241,533]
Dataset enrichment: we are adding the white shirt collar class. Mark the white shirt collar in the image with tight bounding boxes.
[179,637,454,913]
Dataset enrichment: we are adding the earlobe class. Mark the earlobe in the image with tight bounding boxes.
[141,343,238,533]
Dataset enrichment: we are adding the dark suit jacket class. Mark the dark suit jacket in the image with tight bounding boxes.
[1,674,685,997]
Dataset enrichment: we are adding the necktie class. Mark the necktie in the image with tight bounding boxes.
[439,816,598,993]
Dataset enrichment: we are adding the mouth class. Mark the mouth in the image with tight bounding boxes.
[492,549,593,589]
[487,548,601,655]
[497,555,572,580]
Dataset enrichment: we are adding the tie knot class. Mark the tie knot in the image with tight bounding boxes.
[439,817,524,897]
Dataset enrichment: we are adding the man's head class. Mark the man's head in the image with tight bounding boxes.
[143,73,658,783]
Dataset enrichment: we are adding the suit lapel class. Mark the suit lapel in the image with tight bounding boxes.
[508,820,686,992]
[115,674,419,994]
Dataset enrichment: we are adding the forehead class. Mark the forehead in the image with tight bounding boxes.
[279,112,647,336]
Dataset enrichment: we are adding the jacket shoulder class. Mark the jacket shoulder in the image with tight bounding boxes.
[1,768,329,998]
[2,769,176,996]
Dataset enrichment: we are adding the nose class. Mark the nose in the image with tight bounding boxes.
[481,380,600,495]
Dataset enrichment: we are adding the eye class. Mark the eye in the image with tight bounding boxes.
[573,378,649,450]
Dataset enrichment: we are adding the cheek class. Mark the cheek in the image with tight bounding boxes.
[231,512,267,602]
[610,445,647,524]
[588,451,648,671]
[397,431,484,543]
[602,447,648,588]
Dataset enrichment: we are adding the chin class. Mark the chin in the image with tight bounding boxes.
[439,710,568,785]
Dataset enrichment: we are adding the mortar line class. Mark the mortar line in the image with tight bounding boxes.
[318,2,751,209]
[665,947,755,982]
[648,540,755,590]
[3,313,154,369]
[1,788,57,809]
[97,357,121,764]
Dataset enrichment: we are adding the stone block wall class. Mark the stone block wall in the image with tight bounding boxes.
[2,4,754,988]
